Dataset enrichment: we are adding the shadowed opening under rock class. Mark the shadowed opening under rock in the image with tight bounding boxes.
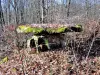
[30,37,48,51]
[38,37,48,51]
[38,37,45,45]
[30,39,35,48]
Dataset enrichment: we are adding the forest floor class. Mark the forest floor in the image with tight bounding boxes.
[0,48,100,75]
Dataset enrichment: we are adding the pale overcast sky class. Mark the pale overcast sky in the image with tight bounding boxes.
[55,0,62,3]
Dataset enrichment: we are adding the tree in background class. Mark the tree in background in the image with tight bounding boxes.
[0,0,100,25]
[66,0,71,17]
[0,0,5,31]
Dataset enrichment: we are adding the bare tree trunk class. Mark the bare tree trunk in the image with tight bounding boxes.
[36,0,41,23]
[41,0,44,23]
[61,0,65,19]
[0,0,5,31]
[50,0,54,23]
[7,0,11,25]
[85,0,91,18]
[46,0,48,23]
[66,0,71,17]
[10,0,19,25]
[20,0,24,24]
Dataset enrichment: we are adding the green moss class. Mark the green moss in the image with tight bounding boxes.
[44,39,50,49]
[75,24,82,28]
[16,25,33,33]
[16,24,82,34]
[56,27,66,33]
[32,27,44,34]
[46,27,67,33]
[26,27,34,33]
[16,26,44,34]
[46,28,56,33]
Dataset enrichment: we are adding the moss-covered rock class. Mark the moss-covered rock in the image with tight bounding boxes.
[16,24,82,34]
[75,24,82,29]
[32,27,44,34]
[46,27,67,33]
[16,25,33,33]
[56,27,67,33]
[46,28,56,33]
[16,25,44,34]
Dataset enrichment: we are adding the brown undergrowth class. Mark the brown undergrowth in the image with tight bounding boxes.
[0,20,100,75]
